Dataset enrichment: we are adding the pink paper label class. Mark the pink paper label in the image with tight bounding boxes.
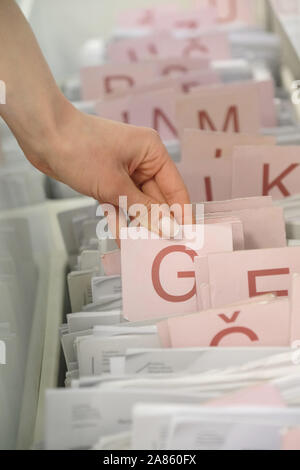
[178,130,275,202]
[121,225,233,321]
[167,298,291,348]
[232,146,300,200]
[197,247,300,309]
[176,82,261,137]
[80,62,156,100]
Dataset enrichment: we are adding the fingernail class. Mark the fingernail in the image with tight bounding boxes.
[160,216,181,239]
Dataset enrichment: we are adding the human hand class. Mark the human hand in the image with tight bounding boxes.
[24,104,192,237]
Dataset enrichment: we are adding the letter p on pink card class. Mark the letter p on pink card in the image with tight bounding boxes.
[80,62,156,101]
[121,225,233,321]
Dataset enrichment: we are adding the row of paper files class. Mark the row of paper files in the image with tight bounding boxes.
[42,1,300,450]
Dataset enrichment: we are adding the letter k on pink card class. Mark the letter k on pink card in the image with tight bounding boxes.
[176,82,261,137]
[121,225,233,321]
[167,297,292,348]
[178,130,275,202]
[232,146,300,200]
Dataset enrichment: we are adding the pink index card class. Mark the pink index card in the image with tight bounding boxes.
[101,250,121,276]
[80,62,156,101]
[116,5,186,29]
[167,297,291,348]
[180,158,232,202]
[177,130,275,202]
[177,69,221,93]
[180,129,276,165]
[160,32,231,61]
[195,258,278,312]
[176,82,261,137]
[117,7,157,29]
[205,215,245,251]
[203,197,274,214]
[257,80,278,128]
[129,89,178,141]
[107,31,230,63]
[208,206,287,250]
[207,206,286,250]
[232,146,300,201]
[199,246,300,309]
[194,255,210,311]
[207,384,286,408]
[107,33,169,64]
[282,429,300,450]
[155,57,211,78]
[157,320,172,348]
[155,6,217,31]
[121,224,233,322]
[116,5,217,31]
[190,80,271,130]
[95,78,179,123]
[196,0,256,26]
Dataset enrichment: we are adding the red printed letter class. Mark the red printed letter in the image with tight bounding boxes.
[204,177,213,202]
[210,327,259,346]
[153,108,178,138]
[104,75,134,94]
[198,106,240,133]
[263,164,299,197]
[161,65,188,76]
[248,268,290,298]
[183,38,209,57]
[152,246,198,302]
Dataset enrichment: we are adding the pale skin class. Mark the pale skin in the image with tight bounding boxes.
[0,0,192,237]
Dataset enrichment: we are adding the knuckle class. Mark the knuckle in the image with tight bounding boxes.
[143,197,154,214]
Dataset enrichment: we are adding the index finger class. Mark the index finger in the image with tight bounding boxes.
[154,149,194,225]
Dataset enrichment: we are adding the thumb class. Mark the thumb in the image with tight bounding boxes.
[120,175,180,239]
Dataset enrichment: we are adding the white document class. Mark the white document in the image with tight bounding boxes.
[123,348,289,376]
[91,276,122,302]
[132,404,300,450]
[82,294,122,312]
[76,332,161,376]
[45,388,202,450]
[67,311,122,333]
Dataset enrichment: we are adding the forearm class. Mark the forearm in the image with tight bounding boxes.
[0,1,191,225]
[0,0,72,171]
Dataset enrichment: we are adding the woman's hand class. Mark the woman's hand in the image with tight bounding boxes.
[0,0,192,237]
[21,102,192,236]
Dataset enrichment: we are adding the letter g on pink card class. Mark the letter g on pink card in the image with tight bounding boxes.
[121,225,233,321]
